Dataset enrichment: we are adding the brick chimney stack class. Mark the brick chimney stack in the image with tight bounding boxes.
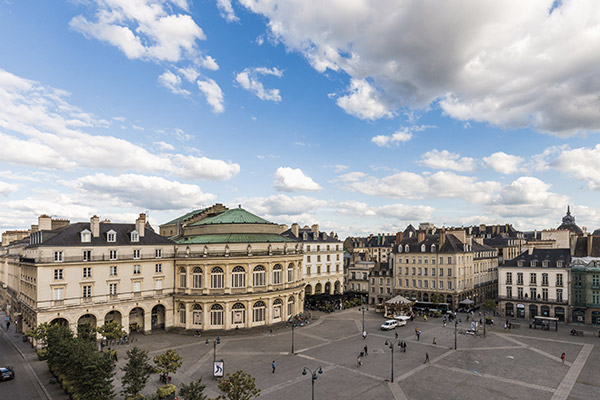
[90,215,100,237]
[291,223,299,237]
[136,213,146,237]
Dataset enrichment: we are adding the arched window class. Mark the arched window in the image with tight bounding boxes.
[253,265,266,286]
[405,244,410,253]
[232,266,246,288]
[273,264,283,285]
[179,302,186,324]
[421,244,426,252]
[179,267,187,288]
[192,267,202,289]
[253,301,266,323]
[287,296,295,316]
[210,304,224,326]
[211,267,224,289]
[398,244,402,253]
[431,244,436,253]
[192,304,202,325]
[232,302,246,324]
[287,263,294,282]
[273,298,283,320]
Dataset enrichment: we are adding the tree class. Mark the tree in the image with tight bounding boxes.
[121,347,156,399]
[70,339,116,400]
[430,293,444,305]
[217,370,260,400]
[26,322,51,348]
[179,378,208,400]
[77,323,96,342]
[153,349,183,378]
[97,321,126,340]
[482,299,497,313]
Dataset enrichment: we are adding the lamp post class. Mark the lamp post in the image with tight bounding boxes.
[291,323,296,354]
[384,339,402,382]
[302,366,323,400]
[360,300,368,333]
[454,319,458,350]
[206,336,221,364]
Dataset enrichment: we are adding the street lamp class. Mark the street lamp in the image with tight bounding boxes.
[384,339,402,382]
[206,336,221,364]
[302,366,323,400]
[360,301,369,333]
[454,319,458,350]
[291,322,296,354]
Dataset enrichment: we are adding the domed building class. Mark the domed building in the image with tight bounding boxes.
[557,206,583,235]
[166,205,305,331]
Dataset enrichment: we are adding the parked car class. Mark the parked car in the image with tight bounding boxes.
[381,320,399,330]
[0,367,14,381]
[393,315,410,326]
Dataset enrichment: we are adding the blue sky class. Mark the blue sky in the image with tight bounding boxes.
[1,0,600,237]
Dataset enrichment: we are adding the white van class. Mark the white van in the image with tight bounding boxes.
[394,315,410,326]
[381,320,399,330]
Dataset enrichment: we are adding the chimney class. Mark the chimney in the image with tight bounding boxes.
[418,231,425,243]
[473,237,483,245]
[395,231,404,244]
[291,223,299,237]
[587,236,593,257]
[311,224,319,234]
[90,215,100,238]
[136,213,147,237]
[439,229,446,247]
[38,215,52,231]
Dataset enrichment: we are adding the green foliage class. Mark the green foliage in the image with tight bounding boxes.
[430,293,444,304]
[97,321,126,340]
[157,384,177,399]
[121,346,156,398]
[217,370,261,400]
[482,299,497,312]
[36,348,49,360]
[179,378,208,400]
[77,323,96,342]
[153,349,183,377]
[26,322,52,348]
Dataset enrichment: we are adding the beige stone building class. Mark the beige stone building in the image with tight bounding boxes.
[168,206,305,331]
[0,214,175,334]
[282,224,343,297]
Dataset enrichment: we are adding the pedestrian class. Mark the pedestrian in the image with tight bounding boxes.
[272,360,276,373]
[269,329,274,336]
[561,353,566,364]
[433,337,436,345]
[362,330,367,339]
[417,330,421,341]
[357,356,362,366]
[402,341,407,352]
[395,331,398,339]
[5,320,9,330]
[424,352,429,363]
[364,345,368,356]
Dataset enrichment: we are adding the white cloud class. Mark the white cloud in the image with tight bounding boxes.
[371,125,432,147]
[197,78,225,113]
[337,79,392,120]
[336,201,377,217]
[376,204,435,221]
[242,194,327,218]
[0,181,18,196]
[240,0,600,135]
[336,172,367,183]
[216,0,239,22]
[154,141,175,151]
[70,0,205,63]
[158,70,190,96]
[552,144,600,189]
[419,149,476,172]
[274,167,322,192]
[200,55,219,71]
[171,155,240,180]
[482,152,524,174]
[323,164,349,173]
[71,173,217,210]
[490,176,568,218]
[235,67,283,102]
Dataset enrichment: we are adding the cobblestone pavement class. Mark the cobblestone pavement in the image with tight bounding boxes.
[5,309,600,399]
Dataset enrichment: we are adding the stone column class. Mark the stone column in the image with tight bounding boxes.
[143,309,152,334]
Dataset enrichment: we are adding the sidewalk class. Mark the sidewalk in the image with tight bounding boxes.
[0,312,69,400]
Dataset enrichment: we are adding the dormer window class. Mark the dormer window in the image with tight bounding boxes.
[421,244,426,252]
[398,245,403,253]
[107,230,117,242]
[517,260,524,267]
[131,230,139,242]
[557,260,564,268]
[530,260,537,267]
[431,244,436,253]
[542,260,549,268]
[80,229,91,243]
[405,244,410,253]
[303,232,308,240]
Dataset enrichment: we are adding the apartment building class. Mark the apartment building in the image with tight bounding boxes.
[571,233,600,325]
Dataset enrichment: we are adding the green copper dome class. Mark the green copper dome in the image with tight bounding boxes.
[189,207,274,226]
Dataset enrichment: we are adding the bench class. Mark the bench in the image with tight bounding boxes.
[570,330,584,336]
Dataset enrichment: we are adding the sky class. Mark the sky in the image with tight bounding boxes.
[1,0,600,238]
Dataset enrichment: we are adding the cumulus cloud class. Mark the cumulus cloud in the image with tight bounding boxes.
[419,149,476,172]
[482,152,524,174]
[72,173,217,210]
[552,144,600,189]
[242,194,328,218]
[240,0,600,135]
[171,155,240,181]
[336,201,434,221]
[70,0,205,63]
[273,167,322,192]
[372,125,431,147]
[158,70,190,96]
[235,67,283,102]
[216,0,239,22]
[0,181,18,196]
[154,141,175,151]
[490,176,568,218]
[197,78,225,113]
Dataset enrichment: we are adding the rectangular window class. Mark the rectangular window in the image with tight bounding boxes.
[133,281,141,292]
[592,275,599,287]
[556,288,563,303]
[83,250,91,261]
[516,272,523,285]
[530,273,537,285]
[317,255,321,262]
[316,265,321,274]
[506,286,512,298]
[506,272,512,284]
[110,265,118,276]
[448,281,452,290]
[54,251,63,262]
[440,268,444,277]
[109,250,117,260]
[447,268,452,277]
[53,287,64,300]
[155,263,162,273]
[133,249,141,259]
[133,265,141,275]
[557,274,564,287]
[232,271,245,288]
[83,285,92,298]
[542,288,548,301]
[327,255,330,261]
[432,268,436,276]
[405,279,409,287]
[517,287,523,299]
[431,280,436,289]
[307,266,311,275]
[54,269,63,280]
[155,279,163,290]
[211,309,223,326]
[288,267,294,282]
[307,255,311,262]
[83,267,91,278]
[418,280,422,288]
[211,273,224,289]
[440,257,444,265]
[379,287,383,294]
[424,280,428,289]
[424,268,428,276]
[447,257,452,264]
[109,283,117,295]
[542,273,548,286]
[439,281,443,289]
[412,268,416,275]
[155,249,162,258]
[593,291,600,304]
[273,269,282,284]
[530,288,537,300]
[180,271,187,288]
[412,279,416,288]
[432,257,436,264]
[107,232,116,242]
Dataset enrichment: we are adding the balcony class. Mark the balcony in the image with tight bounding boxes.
[24,253,176,264]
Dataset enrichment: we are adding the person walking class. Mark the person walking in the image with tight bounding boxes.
[424,352,430,363]
[362,330,367,339]
[272,360,276,373]
[433,337,437,345]
[395,331,398,339]
[5,320,9,330]
[417,330,421,341]
[357,356,362,367]
[364,345,368,356]
[402,341,407,353]
[561,353,566,364]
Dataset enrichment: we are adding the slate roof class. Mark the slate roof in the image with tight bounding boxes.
[175,233,295,244]
[163,208,208,226]
[27,222,173,247]
[557,206,583,235]
[189,208,274,226]
[281,227,340,243]
[501,249,570,268]
[574,236,600,257]
[392,233,469,254]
